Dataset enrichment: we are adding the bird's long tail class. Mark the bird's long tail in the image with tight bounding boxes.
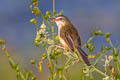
[75,46,91,66]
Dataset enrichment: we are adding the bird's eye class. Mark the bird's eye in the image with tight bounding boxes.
[59,18,62,20]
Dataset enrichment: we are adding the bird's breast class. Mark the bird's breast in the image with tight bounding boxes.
[58,26,69,51]
[59,36,69,51]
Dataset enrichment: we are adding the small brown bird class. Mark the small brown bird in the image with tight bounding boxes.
[51,15,91,66]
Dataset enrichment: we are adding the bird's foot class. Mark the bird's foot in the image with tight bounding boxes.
[75,58,81,63]
[55,45,65,50]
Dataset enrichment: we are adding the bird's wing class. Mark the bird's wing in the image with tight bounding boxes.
[61,31,88,56]
[60,32,74,51]
[70,27,90,66]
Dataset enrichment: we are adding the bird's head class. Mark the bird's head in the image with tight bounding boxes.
[51,15,71,28]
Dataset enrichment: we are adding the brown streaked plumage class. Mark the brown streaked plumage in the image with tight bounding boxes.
[51,15,91,66]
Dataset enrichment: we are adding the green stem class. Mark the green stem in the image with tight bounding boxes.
[33,62,44,80]
[2,45,26,80]
[40,67,44,80]
[53,0,55,16]
[93,67,108,77]
[52,0,55,41]
[37,47,44,80]
[90,72,94,80]
[65,69,70,80]
[82,36,94,48]
[46,47,51,62]
[63,75,67,80]
[94,51,105,66]
[38,7,51,26]
[109,40,114,48]
[61,54,70,80]
[35,17,39,30]
[109,40,120,72]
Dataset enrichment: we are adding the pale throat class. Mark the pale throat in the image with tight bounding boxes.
[56,21,66,30]
[55,21,66,36]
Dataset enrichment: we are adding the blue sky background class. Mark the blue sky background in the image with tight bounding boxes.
[0,0,120,79]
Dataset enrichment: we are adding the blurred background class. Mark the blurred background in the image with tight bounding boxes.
[0,0,120,80]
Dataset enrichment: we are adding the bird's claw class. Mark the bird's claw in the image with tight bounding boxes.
[55,45,65,50]
[75,58,81,63]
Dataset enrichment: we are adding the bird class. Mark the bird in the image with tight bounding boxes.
[51,15,91,66]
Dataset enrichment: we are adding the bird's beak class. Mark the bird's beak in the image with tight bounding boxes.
[50,18,57,23]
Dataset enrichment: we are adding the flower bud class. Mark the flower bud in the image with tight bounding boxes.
[30,59,35,64]
[104,32,111,38]
[94,30,103,36]
[0,40,5,44]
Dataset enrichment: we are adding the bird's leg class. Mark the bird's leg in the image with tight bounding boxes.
[55,45,65,50]
[75,58,81,62]
[55,45,75,59]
